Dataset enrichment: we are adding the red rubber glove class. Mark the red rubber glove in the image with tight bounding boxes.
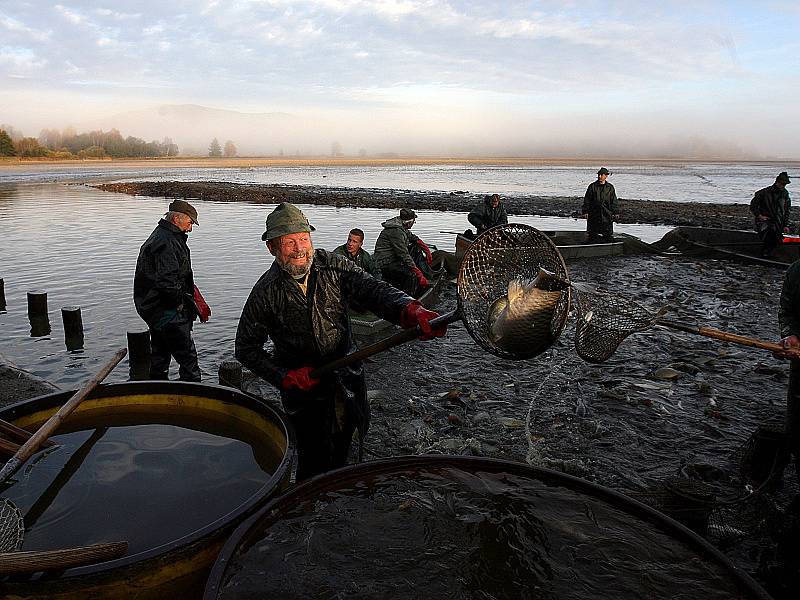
[281,366,319,391]
[416,239,433,265]
[411,266,429,289]
[193,285,211,323]
[400,301,447,340]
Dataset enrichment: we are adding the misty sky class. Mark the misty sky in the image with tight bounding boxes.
[1,1,799,158]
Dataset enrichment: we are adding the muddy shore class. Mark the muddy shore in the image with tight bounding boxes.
[95,180,799,230]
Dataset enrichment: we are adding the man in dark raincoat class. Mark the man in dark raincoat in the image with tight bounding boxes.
[374,208,434,297]
[333,228,380,278]
[235,202,446,480]
[779,258,800,491]
[468,194,508,237]
[750,171,791,258]
[581,167,619,242]
[134,199,211,381]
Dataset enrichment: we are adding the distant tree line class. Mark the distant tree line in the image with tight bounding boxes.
[0,123,178,159]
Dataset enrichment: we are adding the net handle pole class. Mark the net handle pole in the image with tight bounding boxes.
[0,347,127,483]
[311,310,461,379]
[657,318,800,358]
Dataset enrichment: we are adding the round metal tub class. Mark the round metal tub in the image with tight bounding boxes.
[205,456,770,600]
[0,381,295,600]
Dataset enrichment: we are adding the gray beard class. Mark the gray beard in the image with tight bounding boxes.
[277,253,313,277]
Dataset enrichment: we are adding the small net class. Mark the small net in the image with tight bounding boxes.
[456,224,571,360]
[0,498,24,553]
[573,288,666,364]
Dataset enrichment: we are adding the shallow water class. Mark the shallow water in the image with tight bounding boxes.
[219,466,757,599]
[0,182,668,387]
[1,161,795,203]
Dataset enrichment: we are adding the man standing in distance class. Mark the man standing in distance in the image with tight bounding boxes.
[751,172,792,258]
[235,202,446,480]
[581,167,619,243]
[134,200,210,381]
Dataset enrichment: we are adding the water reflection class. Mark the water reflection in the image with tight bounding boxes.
[0,182,672,387]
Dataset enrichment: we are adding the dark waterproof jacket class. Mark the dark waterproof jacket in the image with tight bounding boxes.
[780,259,800,339]
[235,250,412,435]
[468,198,508,234]
[333,244,380,278]
[582,181,618,234]
[134,219,195,326]
[750,184,791,229]
[374,216,419,271]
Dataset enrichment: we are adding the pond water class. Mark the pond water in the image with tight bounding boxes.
[2,160,796,203]
[0,182,670,388]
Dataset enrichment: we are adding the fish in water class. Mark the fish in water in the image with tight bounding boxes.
[487,268,569,358]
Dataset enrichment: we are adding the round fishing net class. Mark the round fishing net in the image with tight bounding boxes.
[456,224,570,360]
[0,498,24,553]
[572,288,665,364]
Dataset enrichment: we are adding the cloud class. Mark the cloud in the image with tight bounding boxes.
[0,15,51,41]
[0,46,47,71]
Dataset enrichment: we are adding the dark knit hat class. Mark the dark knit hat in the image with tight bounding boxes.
[776,171,791,184]
[399,208,417,221]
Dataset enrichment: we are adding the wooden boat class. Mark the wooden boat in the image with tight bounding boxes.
[349,273,445,345]
[652,226,800,267]
[451,229,630,269]
[0,381,295,600]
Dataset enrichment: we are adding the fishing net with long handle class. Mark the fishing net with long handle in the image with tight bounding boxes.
[457,223,571,360]
[572,287,798,364]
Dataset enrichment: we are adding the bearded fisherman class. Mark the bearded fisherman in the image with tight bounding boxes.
[235,202,446,480]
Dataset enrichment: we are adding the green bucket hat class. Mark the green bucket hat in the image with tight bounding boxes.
[597,167,610,176]
[168,199,198,225]
[262,202,315,241]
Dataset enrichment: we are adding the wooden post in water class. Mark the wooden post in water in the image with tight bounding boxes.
[62,306,84,351]
[27,290,50,337]
[127,330,151,381]
[218,360,243,389]
[27,290,47,318]
[0,278,6,311]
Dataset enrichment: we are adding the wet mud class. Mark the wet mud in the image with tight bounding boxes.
[95,180,798,230]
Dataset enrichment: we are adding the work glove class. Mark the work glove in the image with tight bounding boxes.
[193,285,211,323]
[281,366,320,391]
[416,239,433,265]
[411,266,429,289]
[400,301,447,341]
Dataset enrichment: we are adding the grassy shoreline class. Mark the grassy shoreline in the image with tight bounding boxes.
[2,156,799,170]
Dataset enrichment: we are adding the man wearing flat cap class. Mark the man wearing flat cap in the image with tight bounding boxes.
[580,167,619,243]
[235,202,446,480]
[374,207,435,297]
[134,199,211,381]
[750,172,792,258]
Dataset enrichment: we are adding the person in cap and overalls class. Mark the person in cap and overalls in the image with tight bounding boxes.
[134,199,211,381]
[374,207,434,297]
[751,172,792,258]
[468,193,508,237]
[235,202,447,480]
[581,167,619,243]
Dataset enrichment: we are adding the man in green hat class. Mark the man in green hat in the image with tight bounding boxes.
[134,199,210,381]
[580,167,619,243]
[750,172,792,258]
[235,202,447,480]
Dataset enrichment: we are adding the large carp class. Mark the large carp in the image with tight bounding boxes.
[487,268,569,358]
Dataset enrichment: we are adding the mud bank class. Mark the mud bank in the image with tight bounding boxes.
[95,180,795,230]
[0,352,60,409]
